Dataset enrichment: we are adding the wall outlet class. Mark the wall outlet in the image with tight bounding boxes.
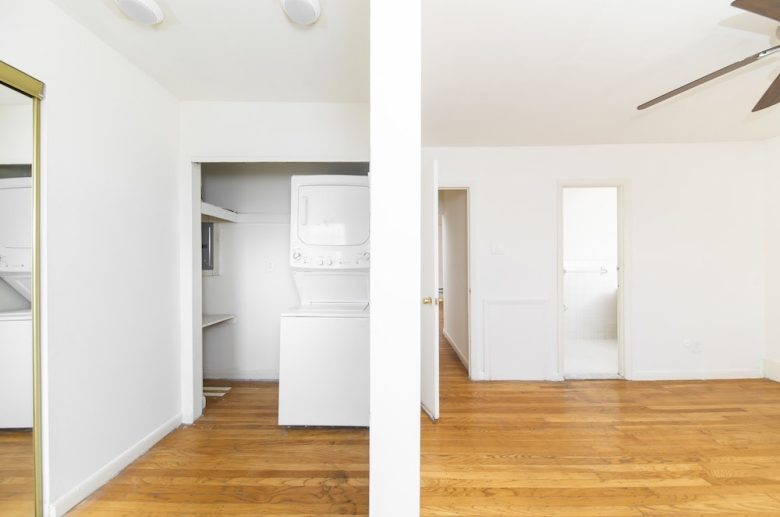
[491,242,506,255]
[683,339,701,353]
[267,261,275,272]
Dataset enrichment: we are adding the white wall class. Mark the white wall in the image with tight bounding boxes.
[370,1,421,515]
[200,163,368,380]
[0,104,32,164]
[441,189,469,366]
[0,1,182,514]
[425,143,768,382]
[563,188,617,263]
[179,102,369,423]
[563,188,618,340]
[765,138,780,382]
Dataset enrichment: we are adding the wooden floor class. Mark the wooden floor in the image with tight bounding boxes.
[67,382,369,516]
[422,315,780,516]
[67,310,780,516]
[0,429,34,517]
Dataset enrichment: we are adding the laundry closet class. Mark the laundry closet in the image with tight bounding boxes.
[199,162,370,425]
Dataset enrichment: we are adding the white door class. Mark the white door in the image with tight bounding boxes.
[421,159,440,421]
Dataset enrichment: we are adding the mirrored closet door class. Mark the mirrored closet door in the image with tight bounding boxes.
[0,61,43,517]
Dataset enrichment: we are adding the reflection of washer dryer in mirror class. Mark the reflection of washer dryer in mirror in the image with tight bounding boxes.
[0,178,32,301]
[289,175,370,270]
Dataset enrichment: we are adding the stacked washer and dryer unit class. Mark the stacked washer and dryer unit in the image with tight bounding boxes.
[278,175,370,427]
[0,177,33,429]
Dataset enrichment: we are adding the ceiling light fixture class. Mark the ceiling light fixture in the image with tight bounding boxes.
[281,0,321,26]
[115,0,164,26]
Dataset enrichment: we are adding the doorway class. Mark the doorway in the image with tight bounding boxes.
[561,186,623,379]
[438,188,470,376]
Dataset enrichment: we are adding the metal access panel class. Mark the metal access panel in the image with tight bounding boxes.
[202,222,214,270]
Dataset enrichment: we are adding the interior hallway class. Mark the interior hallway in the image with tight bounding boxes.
[422,307,780,516]
[65,382,369,516]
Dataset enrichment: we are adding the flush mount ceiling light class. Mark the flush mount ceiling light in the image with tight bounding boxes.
[115,0,164,25]
[281,0,321,25]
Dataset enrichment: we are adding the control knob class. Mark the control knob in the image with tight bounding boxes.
[317,259,323,265]
[292,252,301,260]
[363,252,370,260]
[326,260,333,266]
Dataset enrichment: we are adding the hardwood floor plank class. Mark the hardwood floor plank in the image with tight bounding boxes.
[66,306,780,516]
[421,307,780,516]
[67,382,368,515]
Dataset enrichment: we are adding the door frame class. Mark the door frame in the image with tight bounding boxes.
[556,179,632,380]
[438,183,475,380]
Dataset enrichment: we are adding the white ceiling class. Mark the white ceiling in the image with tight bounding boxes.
[48,0,369,103]
[49,0,780,145]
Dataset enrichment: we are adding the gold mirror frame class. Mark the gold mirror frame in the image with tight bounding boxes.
[0,59,44,517]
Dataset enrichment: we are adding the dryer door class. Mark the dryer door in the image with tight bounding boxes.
[297,185,369,246]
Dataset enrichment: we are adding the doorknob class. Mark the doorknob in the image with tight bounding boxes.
[435,297,443,305]
[422,297,433,305]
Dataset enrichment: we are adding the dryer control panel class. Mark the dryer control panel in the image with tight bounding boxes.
[290,245,370,269]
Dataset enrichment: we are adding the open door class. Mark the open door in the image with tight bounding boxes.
[421,159,440,421]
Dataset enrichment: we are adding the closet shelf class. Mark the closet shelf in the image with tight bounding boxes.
[201,201,238,223]
[202,314,235,328]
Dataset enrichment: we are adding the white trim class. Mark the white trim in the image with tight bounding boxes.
[483,298,548,381]
[765,358,780,382]
[557,180,632,381]
[632,369,764,381]
[443,329,468,370]
[49,414,181,517]
[204,369,278,380]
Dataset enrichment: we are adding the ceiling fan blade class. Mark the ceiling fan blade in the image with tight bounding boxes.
[731,0,780,22]
[637,44,780,110]
[752,72,780,110]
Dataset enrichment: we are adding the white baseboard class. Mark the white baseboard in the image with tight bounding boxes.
[204,369,278,380]
[49,413,181,517]
[765,359,780,382]
[632,369,764,381]
[442,329,469,371]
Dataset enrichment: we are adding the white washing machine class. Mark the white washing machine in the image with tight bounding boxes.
[0,309,32,428]
[278,175,370,427]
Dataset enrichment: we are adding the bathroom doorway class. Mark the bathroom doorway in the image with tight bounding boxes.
[560,186,623,379]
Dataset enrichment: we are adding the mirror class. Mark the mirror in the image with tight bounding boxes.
[0,61,43,517]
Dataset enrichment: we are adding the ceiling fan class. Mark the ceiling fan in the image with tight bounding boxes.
[638,0,780,112]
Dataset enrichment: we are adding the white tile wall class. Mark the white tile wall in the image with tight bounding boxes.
[564,260,618,339]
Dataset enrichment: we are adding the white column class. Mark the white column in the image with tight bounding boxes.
[369,1,422,516]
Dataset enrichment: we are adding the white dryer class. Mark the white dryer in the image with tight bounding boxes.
[278,175,370,427]
[0,178,32,302]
